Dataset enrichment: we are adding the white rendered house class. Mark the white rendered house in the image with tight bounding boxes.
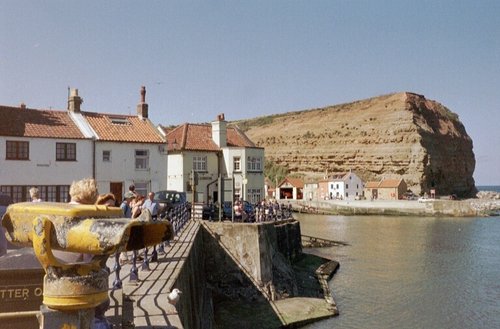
[69,87,168,202]
[327,171,364,200]
[0,87,167,204]
[0,104,93,202]
[160,114,264,204]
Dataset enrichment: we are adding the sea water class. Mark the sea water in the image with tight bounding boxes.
[297,213,500,329]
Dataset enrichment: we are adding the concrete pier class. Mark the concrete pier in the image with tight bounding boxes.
[106,219,337,328]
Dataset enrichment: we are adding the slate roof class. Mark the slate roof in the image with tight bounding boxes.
[0,105,87,139]
[165,123,257,152]
[82,111,164,143]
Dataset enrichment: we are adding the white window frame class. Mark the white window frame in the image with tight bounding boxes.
[135,149,149,170]
[193,155,207,172]
[134,182,148,197]
[247,156,262,172]
[233,156,241,172]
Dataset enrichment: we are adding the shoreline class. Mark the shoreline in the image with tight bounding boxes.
[291,198,500,217]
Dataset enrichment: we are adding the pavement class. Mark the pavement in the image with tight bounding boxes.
[106,219,200,329]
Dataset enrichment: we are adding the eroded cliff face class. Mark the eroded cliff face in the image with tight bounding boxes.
[236,92,477,197]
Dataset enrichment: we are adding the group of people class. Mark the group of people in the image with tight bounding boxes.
[26,179,162,329]
[254,199,293,222]
[229,199,293,222]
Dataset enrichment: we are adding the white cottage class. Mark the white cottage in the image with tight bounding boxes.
[327,171,364,200]
[0,103,93,202]
[159,114,264,204]
[0,87,168,204]
[69,87,167,202]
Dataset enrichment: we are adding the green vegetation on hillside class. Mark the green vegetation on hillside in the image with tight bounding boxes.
[265,160,288,187]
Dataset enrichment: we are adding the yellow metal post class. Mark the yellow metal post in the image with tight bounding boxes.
[2,202,173,328]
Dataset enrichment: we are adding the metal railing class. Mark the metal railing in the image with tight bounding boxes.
[111,202,191,289]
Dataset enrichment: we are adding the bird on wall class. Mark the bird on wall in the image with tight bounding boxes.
[167,288,182,306]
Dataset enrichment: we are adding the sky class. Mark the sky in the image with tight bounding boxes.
[1,1,499,185]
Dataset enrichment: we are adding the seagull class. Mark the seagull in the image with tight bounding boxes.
[167,288,182,306]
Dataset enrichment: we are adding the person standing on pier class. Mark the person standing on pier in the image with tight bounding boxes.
[142,192,159,220]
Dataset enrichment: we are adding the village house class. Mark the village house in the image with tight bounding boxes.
[364,178,407,200]
[69,87,167,202]
[0,103,93,202]
[318,178,329,200]
[276,177,304,200]
[303,181,319,201]
[159,114,264,204]
[0,87,168,203]
[327,171,365,200]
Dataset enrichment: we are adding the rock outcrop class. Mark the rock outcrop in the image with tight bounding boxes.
[235,92,477,197]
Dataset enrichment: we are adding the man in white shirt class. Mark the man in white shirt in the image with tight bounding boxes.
[142,192,159,220]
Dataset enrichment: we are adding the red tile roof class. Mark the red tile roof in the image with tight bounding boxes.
[379,179,404,188]
[165,123,257,152]
[365,179,405,189]
[365,181,380,188]
[279,177,304,188]
[82,111,164,143]
[0,105,87,139]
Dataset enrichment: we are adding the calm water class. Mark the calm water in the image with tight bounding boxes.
[477,185,500,193]
[297,213,500,329]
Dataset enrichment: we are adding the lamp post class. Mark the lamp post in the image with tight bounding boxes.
[242,175,248,201]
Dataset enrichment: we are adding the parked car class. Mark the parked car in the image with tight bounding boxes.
[403,192,418,200]
[153,190,188,216]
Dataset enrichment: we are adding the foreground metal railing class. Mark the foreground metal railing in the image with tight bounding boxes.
[111,202,191,289]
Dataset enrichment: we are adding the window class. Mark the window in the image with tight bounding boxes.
[336,184,339,189]
[346,184,349,189]
[233,156,241,172]
[56,143,76,161]
[330,184,334,189]
[135,150,149,170]
[6,140,29,160]
[103,150,111,162]
[0,185,69,203]
[109,116,130,125]
[193,155,207,172]
[134,182,148,197]
[247,156,262,171]
[59,186,70,202]
[248,188,262,203]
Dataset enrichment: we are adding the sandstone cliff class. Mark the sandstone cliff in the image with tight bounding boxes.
[235,92,477,197]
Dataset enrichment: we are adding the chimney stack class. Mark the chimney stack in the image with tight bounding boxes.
[68,88,83,112]
[20,103,26,109]
[211,113,227,148]
[137,86,148,119]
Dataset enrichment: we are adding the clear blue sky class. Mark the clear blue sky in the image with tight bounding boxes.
[1,1,499,185]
